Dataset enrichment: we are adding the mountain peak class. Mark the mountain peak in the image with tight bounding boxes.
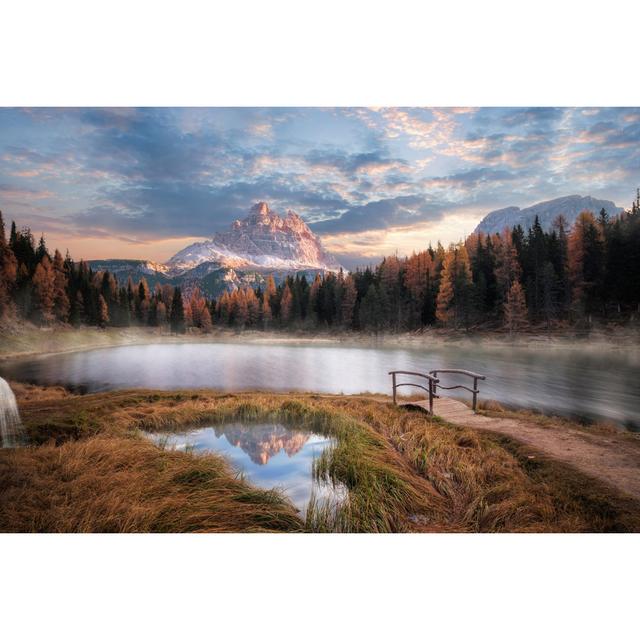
[250,201,272,217]
[167,202,342,274]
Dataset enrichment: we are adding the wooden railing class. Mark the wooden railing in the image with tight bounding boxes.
[388,370,439,414]
[389,368,486,413]
[429,369,486,411]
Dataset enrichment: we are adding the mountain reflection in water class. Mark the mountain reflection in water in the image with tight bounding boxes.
[216,422,309,464]
[147,421,344,512]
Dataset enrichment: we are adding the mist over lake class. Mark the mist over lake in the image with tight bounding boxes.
[1,341,638,429]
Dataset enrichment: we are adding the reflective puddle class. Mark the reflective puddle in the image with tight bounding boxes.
[146,421,345,513]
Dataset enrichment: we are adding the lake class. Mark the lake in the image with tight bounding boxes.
[1,340,638,429]
[145,421,344,513]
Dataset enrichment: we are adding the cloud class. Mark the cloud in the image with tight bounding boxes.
[1,107,639,263]
[311,195,446,234]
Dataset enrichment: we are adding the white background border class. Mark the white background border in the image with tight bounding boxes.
[2,1,639,638]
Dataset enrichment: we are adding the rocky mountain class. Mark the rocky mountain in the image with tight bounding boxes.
[88,202,342,298]
[166,202,341,274]
[474,195,624,235]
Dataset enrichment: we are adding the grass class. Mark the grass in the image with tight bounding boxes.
[2,383,640,533]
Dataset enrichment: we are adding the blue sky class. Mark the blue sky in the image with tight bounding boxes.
[0,107,638,267]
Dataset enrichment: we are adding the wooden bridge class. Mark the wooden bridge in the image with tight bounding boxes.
[389,368,486,419]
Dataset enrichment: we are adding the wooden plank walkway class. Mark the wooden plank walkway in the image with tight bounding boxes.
[401,397,497,427]
[399,396,640,502]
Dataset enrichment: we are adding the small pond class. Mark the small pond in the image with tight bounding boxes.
[146,421,345,514]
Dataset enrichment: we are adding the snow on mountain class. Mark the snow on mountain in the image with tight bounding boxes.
[474,195,624,236]
[166,202,342,274]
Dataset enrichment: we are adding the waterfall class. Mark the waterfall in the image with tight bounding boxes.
[0,377,24,448]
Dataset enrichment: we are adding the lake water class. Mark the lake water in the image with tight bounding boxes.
[145,421,344,513]
[1,341,639,429]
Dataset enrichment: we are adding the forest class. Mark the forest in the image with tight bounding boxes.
[1,190,639,334]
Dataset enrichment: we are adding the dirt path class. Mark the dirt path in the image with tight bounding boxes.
[403,397,640,501]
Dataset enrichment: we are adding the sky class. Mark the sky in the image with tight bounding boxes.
[0,107,638,269]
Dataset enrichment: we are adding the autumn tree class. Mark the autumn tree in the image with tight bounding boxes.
[280,283,293,324]
[503,280,528,334]
[494,229,521,304]
[0,210,18,318]
[404,250,436,326]
[260,291,272,327]
[97,293,110,327]
[436,244,473,328]
[568,211,605,318]
[52,249,70,322]
[231,289,248,327]
[242,288,258,326]
[32,254,56,323]
[216,290,232,325]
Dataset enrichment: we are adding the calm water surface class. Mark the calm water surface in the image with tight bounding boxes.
[1,341,638,428]
[146,421,343,512]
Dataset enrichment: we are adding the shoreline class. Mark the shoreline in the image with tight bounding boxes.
[1,323,639,361]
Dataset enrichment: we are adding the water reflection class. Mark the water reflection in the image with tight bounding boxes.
[0,341,638,428]
[146,421,344,512]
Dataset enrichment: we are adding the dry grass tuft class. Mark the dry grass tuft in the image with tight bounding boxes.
[0,434,302,533]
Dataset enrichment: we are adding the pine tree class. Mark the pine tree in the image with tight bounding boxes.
[341,275,357,329]
[136,278,150,324]
[71,290,85,326]
[307,273,322,325]
[359,284,382,332]
[169,287,186,334]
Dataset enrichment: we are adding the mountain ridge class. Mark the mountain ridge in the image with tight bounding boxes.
[474,195,624,235]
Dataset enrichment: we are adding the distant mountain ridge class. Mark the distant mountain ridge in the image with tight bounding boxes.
[474,195,624,235]
[88,202,342,298]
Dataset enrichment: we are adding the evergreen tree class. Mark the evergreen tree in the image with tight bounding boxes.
[340,275,357,329]
[359,283,382,333]
[169,287,186,334]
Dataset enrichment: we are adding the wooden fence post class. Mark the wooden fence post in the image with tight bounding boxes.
[428,378,434,414]
[392,372,397,404]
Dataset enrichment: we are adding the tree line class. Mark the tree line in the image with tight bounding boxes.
[1,190,639,334]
